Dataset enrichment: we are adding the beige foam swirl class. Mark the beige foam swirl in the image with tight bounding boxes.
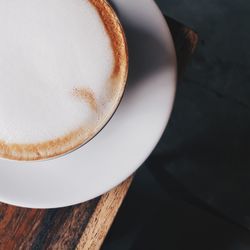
[0,0,128,161]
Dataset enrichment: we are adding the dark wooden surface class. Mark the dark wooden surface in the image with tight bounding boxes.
[0,17,198,250]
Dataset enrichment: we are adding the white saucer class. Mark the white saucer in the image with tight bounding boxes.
[0,0,177,208]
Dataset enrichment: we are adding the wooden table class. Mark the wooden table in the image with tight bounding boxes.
[0,17,198,250]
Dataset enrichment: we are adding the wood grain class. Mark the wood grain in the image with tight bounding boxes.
[76,177,133,250]
[31,199,99,250]
[0,18,198,250]
[0,178,132,250]
[0,204,46,249]
[166,17,199,77]
[0,200,99,250]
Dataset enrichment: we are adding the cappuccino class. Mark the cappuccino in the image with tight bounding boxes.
[0,0,128,160]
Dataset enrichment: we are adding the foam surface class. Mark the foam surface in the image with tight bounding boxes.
[0,0,115,144]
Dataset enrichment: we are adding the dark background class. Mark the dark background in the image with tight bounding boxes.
[103,0,250,249]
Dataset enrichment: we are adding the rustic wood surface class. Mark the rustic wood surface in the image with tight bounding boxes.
[0,17,198,250]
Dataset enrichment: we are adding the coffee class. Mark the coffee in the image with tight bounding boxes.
[0,0,128,160]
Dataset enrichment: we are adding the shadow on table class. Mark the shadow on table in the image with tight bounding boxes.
[103,164,250,250]
[151,77,250,230]
[130,198,250,250]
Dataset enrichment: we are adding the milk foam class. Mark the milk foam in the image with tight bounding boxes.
[0,0,114,144]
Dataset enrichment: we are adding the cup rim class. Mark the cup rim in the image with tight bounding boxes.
[0,0,129,162]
